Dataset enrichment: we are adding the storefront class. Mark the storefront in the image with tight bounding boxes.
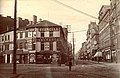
[35,51,60,64]
[16,50,29,64]
[0,53,4,63]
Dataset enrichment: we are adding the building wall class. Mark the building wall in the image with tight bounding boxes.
[86,22,99,60]
[110,0,120,62]
[0,31,14,63]
[0,15,69,64]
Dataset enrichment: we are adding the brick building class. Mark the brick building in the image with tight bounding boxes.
[0,15,69,64]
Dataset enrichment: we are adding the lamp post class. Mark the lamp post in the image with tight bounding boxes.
[13,0,17,74]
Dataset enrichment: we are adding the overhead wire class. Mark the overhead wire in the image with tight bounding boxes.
[50,0,98,19]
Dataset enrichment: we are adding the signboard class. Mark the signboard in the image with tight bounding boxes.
[36,37,59,42]
[38,27,60,31]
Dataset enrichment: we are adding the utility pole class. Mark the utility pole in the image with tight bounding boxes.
[115,0,118,63]
[13,0,17,74]
[109,7,114,63]
[68,30,87,65]
[72,32,75,65]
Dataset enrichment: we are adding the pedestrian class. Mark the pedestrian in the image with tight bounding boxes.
[68,59,72,71]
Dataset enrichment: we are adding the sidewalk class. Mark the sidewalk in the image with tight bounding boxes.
[0,64,67,78]
[90,60,120,66]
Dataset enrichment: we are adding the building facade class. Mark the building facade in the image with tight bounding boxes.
[98,5,113,62]
[79,42,87,60]
[98,2,120,63]
[86,22,99,60]
[110,0,120,63]
[0,15,69,64]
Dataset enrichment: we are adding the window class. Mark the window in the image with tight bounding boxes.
[8,35,10,40]
[7,54,10,63]
[33,32,36,37]
[25,32,28,37]
[41,42,44,50]
[2,45,4,51]
[49,31,53,37]
[0,36,1,42]
[5,35,7,41]
[5,44,9,50]
[19,43,23,49]
[2,36,4,41]
[0,45,1,51]
[44,42,49,50]
[32,44,35,50]
[24,42,27,49]
[41,32,44,37]
[50,42,53,50]
[20,33,23,38]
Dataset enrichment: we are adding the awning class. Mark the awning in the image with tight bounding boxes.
[94,51,102,57]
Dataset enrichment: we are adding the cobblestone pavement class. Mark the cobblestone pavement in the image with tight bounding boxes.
[0,61,120,78]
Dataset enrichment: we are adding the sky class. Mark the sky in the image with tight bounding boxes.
[0,0,110,53]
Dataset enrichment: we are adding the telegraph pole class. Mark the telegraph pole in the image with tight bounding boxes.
[13,0,17,74]
[72,32,75,65]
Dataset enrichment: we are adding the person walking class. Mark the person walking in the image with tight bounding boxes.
[68,58,72,71]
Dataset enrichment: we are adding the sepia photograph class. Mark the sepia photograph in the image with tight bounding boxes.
[0,0,120,78]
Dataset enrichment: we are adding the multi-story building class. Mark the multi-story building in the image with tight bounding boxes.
[86,22,99,60]
[0,31,14,63]
[0,15,69,64]
[0,15,29,32]
[86,25,91,60]
[98,5,112,62]
[109,0,120,63]
[0,15,29,63]
[79,42,87,60]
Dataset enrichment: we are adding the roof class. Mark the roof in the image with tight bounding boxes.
[27,20,61,28]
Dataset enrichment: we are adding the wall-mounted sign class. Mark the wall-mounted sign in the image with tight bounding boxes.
[38,27,60,31]
[36,37,59,42]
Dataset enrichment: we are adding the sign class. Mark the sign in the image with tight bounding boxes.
[36,37,59,42]
[38,27,60,31]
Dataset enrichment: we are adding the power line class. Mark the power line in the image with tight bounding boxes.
[68,29,87,33]
[50,0,98,19]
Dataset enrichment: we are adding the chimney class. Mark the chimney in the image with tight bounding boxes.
[33,15,37,24]
[29,21,33,25]
[7,16,11,19]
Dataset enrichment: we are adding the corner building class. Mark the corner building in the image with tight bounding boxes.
[16,20,68,64]
[0,15,68,64]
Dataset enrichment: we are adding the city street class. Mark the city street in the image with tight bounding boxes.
[0,60,120,78]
